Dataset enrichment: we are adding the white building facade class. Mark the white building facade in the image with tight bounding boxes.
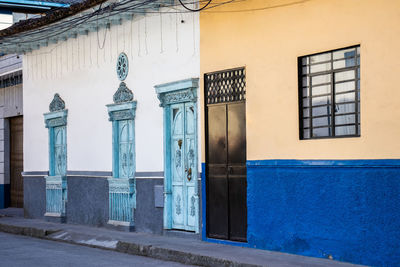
[18,0,201,234]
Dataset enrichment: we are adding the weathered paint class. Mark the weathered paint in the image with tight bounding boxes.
[24,174,164,233]
[44,109,67,217]
[247,159,400,266]
[44,175,67,216]
[200,0,400,160]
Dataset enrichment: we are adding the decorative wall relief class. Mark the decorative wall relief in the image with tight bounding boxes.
[190,196,196,217]
[44,93,68,221]
[49,93,66,112]
[175,149,181,168]
[176,195,182,215]
[116,52,129,81]
[157,88,197,107]
[113,82,133,104]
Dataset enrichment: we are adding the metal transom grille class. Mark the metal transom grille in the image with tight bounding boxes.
[205,68,246,104]
[299,45,360,139]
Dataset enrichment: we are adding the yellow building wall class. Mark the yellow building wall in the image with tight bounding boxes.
[200,0,400,160]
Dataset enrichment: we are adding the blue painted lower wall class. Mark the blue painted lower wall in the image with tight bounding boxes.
[202,160,400,267]
[0,184,10,209]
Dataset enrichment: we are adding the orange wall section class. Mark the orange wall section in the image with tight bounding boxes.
[200,0,400,161]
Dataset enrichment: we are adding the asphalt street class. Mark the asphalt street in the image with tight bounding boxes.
[0,232,194,267]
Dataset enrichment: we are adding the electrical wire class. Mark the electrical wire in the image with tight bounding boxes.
[0,0,236,51]
[178,0,212,12]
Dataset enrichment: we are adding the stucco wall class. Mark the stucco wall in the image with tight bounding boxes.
[246,160,400,267]
[200,1,400,266]
[200,0,400,160]
[23,8,200,172]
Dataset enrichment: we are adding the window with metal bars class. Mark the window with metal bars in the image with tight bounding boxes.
[298,45,360,139]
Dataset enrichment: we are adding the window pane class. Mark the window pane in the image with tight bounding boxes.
[336,92,355,103]
[310,62,331,73]
[303,108,310,117]
[313,116,331,127]
[335,70,355,82]
[333,58,355,69]
[302,87,309,98]
[303,119,310,128]
[335,81,355,93]
[303,98,310,107]
[333,48,356,60]
[312,74,331,85]
[302,57,309,65]
[312,84,330,96]
[310,53,331,64]
[303,129,310,139]
[302,76,310,87]
[335,125,356,136]
[312,95,331,106]
[313,127,331,137]
[335,103,355,114]
[335,114,355,125]
[313,105,331,117]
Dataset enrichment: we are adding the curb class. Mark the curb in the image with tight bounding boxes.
[0,222,56,238]
[0,222,261,267]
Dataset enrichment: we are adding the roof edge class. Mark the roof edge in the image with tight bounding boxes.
[0,0,107,38]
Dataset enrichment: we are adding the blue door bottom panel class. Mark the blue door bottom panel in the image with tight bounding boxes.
[202,160,400,267]
[0,184,10,209]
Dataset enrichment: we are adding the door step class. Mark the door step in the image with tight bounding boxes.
[163,229,200,239]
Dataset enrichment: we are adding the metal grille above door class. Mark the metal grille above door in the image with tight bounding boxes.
[205,68,246,104]
[205,67,247,242]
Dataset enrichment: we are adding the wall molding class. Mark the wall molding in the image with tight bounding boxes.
[22,171,166,178]
[247,159,400,168]
[155,78,199,107]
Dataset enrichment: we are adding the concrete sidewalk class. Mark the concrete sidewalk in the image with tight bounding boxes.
[0,208,363,267]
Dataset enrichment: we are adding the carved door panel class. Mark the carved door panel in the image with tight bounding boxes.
[171,103,197,231]
[53,126,66,176]
[119,120,134,178]
[10,116,23,208]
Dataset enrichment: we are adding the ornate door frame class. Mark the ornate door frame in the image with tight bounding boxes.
[155,78,199,233]
[106,82,137,228]
[43,94,68,222]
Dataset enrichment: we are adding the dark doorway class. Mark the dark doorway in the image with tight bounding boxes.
[205,68,247,242]
[10,116,23,208]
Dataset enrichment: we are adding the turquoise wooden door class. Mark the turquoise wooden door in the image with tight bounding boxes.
[118,120,134,178]
[53,126,66,176]
[171,103,197,231]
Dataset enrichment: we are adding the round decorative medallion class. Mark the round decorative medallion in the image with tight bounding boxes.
[116,52,129,81]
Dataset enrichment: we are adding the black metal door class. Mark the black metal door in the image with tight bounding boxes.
[205,68,247,242]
